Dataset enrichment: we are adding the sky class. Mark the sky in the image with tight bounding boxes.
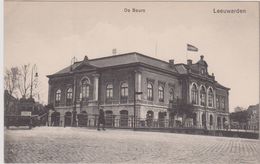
[4,1,259,112]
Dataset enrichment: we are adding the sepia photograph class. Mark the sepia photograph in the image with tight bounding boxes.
[2,0,260,163]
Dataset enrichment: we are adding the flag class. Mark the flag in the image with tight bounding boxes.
[187,44,198,52]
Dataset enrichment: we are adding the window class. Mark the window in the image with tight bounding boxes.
[191,84,198,104]
[220,97,225,110]
[158,86,164,102]
[147,83,153,101]
[55,89,61,106]
[169,88,175,102]
[210,115,213,126]
[200,86,206,106]
[81,78,90,100]
[66,88,73,106]
[201,68,206,75]
[106,84,113,99]
[216,96,220,109]
[208,88,214,107]
[121,82,128,97]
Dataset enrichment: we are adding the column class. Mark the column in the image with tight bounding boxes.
[93,74,100,101]
[135,71,142,100]
[196,111,200,128]
[73,76,77,106]
[221,117,223,129]
[48,80,52,104]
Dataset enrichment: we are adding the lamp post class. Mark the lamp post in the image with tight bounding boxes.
[30,64,38,98]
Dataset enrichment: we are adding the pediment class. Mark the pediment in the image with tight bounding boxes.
[74,62,97,71]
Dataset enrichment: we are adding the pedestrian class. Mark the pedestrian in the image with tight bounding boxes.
[97,107,105,131]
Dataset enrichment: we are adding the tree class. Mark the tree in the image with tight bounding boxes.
[4,64,39,100]
[17,64,39,99]
[4,67,19,97]
[230,110,249,123]
[172,99,195,126]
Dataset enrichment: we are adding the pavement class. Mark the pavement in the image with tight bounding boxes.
[4,127,260,163]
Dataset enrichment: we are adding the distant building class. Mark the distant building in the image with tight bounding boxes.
[47,52,230,129]
[234,106,245,112]
[4,90,19,115]
[247,104,259,130]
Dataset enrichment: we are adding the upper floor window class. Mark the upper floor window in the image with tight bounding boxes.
[81,78,90,100]
[147,83,153,101]
[158,86,164,102]
[66,88,73,106]
[169,88,175,102]
[208,88,214,107]
[191,84,198,104]
[201,68,205,75]
[200,86,206,106]
[220,96,225,110]
[55,89,61,106]
[121,82,128,98]
[216,96,220,109]
[106,84,113,99]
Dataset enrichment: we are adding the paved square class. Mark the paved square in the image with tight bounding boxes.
[4,127,260,163]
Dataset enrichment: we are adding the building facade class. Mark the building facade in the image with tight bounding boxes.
[47,52,230,129]
[247,104,259,130]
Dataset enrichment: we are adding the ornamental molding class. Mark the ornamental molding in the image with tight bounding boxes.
[158,80,166,87]
[146,78,155,84]
[168,82,175,88]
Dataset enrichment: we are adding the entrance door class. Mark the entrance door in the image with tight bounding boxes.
[105,110,113,127]
[158,112,166,128]
[120,110,128,127]
[64,111,72,126]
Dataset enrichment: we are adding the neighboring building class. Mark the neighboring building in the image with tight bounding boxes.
[247,104,259,130]
[4,90,19,115]
[234,106,245,112]
[47,52,230,129]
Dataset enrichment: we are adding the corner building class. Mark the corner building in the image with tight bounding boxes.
[47,52,230,129]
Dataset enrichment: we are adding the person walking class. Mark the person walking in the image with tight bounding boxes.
[97,107,105,130]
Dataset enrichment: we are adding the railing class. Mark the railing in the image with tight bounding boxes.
[6,113,258,134]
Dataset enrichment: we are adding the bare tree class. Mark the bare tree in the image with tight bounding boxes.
[16,64,39,99]
[4,67,19,97]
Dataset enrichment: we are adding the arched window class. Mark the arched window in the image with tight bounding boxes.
[220,97,225,110]
[169,88,175,102]
[191,84,198,104]
[55,89,61,106]
[106,84,113,99]
[158,86,164,102]
[147,83,153,101]
[200,86,206,106]
[66,88,73,106]
[208,88,214,107]
[216,96,220,109]
[81,78,90,100]
[210,115,213,126]
[121,82,128,97]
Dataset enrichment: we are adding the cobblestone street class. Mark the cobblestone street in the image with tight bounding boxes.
[4,127,260,163]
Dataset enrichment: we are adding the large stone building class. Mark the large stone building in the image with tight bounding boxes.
[47,52,230,129]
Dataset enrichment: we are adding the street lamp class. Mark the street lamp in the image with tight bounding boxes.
[30,64,38,98]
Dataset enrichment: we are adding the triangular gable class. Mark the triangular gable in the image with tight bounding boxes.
[73,56,97,71]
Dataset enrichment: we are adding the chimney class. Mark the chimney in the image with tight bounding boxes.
[169,59,174,68]
[112,48,117,55]
[187,59,192,66]
[200,55,204,60]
